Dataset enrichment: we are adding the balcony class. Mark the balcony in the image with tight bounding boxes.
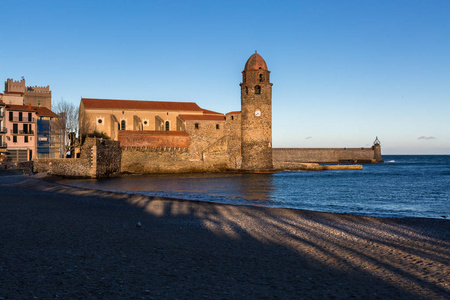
[19,130,35,135]
[0,127,6,133]
[0,142,6,148]
[12,130,35,135]
[10,117,35,122]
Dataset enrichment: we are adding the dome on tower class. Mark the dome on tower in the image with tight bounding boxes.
[244,51,268,71]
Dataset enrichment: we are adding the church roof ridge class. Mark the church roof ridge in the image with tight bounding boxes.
[81,98,203,111]
[178,114,225,121]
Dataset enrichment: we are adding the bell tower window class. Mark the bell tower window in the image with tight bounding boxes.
[121,120,126,130]
[255,85,261,94]
[165,121,170,131]
[245,86,248,94]
[259,74,264,82]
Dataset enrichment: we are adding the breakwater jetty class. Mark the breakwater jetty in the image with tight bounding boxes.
[273,144,383,165]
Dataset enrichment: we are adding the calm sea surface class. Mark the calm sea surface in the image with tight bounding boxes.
[61,155,450,219]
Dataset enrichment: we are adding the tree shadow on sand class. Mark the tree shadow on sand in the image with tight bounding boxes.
[0,176,449,299]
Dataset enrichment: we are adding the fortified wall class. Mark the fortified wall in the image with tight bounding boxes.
[107,112,243,174]
[273,144,383,165]
[4,78,52,109]
[119,130,190,148]
[34,138,121,178]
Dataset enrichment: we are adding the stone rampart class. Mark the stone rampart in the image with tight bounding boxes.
[34,158,91,177]
[118,120,232,173]
[5,78,25,93]
[273,147,383,164]
[26,85,51,93]
[225,112,242,169]
[118,131,189,148]
[90,138,122,177]
[122,147,227,174]
[184,119,226,160]
[121,147,228,174]
[34,138,121,178]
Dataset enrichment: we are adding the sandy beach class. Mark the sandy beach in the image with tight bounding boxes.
[0,174,449,299]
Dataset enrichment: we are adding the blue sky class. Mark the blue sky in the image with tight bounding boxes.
[1,0,449,154]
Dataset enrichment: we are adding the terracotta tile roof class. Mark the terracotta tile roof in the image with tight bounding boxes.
[178,114,225,121]
[244,51,268,71]
[202,109,223,115]
[5,104,36,112]
[226,111,241,115]
[6,104,59,117]
[33,107,59,118]
[119,130,189,136]
[81,98,204,111]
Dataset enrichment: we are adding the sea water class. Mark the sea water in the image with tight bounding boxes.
[61,155,449,219]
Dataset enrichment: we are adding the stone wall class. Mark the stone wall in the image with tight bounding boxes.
[201,136,229,170]
[184,119,226,160]
[4,79,52,110]
[34,158,91,177]
[225,112,242,169]
[34,138,121,178]
[121,147,228,174]
[118,130,189,148]
[17,161,34,174]
[24,91,52,110]
[273,147,383,164]
[117,119,235,173]
[86,138,122,178]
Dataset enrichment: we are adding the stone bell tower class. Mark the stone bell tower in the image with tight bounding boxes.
[240,51,273,171]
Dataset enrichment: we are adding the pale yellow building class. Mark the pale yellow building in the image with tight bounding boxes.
[79,98,224,140]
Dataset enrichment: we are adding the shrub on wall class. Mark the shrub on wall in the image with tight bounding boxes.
[81,131,110,145]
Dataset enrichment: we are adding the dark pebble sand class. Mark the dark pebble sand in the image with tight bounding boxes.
[0,174,449,299]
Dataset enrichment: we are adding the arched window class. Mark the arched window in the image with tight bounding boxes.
[245,86,248,94]
[121,120,126,130]
[259,74,264,82]
[165,121,170,131]
[255,85,261,94]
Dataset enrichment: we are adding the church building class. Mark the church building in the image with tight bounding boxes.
[79,52,273,172]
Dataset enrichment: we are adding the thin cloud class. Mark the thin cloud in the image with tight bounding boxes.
[305,136,312,140]
[417,136,436,140]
